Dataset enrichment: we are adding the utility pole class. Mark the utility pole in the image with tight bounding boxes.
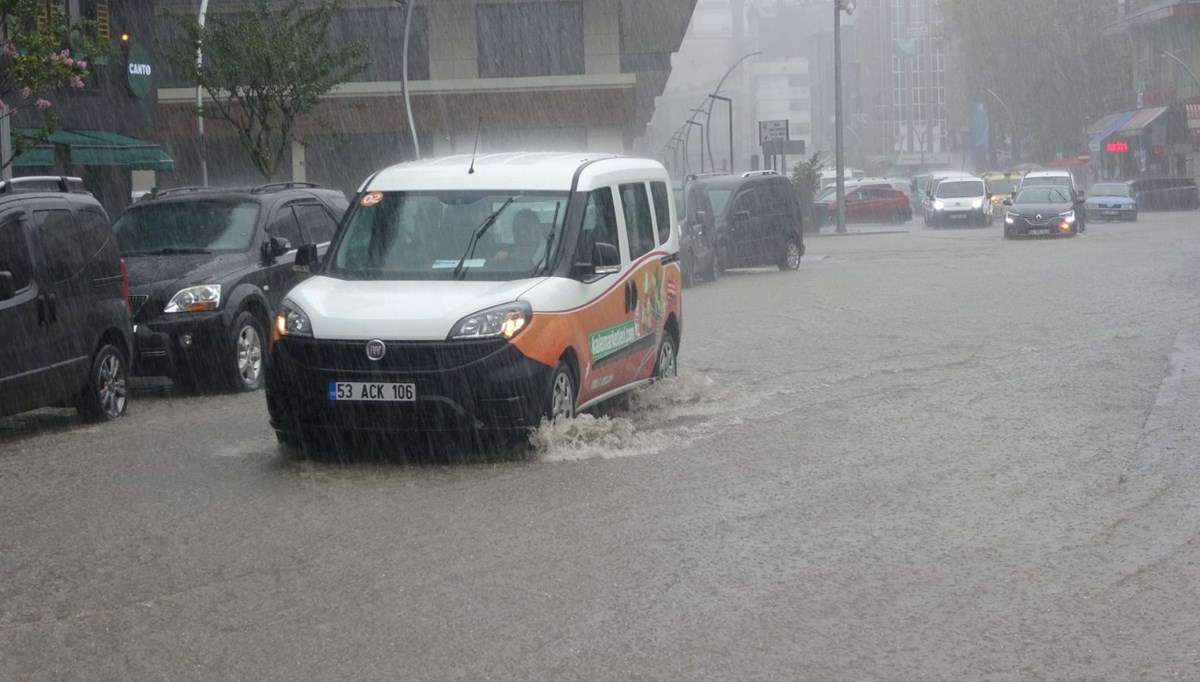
[834,1,856,234]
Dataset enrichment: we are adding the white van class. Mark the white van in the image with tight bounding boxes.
[264,153,683,448]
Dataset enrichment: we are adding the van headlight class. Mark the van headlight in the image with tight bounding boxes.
[972,198,984,209]
[933,200,945,210]
[450,301,532,340]
[274,300,313,338]
[1059,210,1076,223]
[164,284,221,313]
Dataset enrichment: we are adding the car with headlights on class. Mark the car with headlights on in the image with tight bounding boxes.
[1001,186,1082,238]
[1084,182,1137,222]
[925,177,992,227]
[114,183,348,391]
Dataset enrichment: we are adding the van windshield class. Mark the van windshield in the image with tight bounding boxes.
[935,181,985,198]
[327,191,569,281]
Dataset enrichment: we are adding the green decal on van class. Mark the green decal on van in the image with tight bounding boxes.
[589,320,638,361]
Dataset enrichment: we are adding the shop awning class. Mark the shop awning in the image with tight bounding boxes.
[1187,103,1200,131]
[1087,110,1137,151]
[1114,106,1169,137]
[12,129,175,171]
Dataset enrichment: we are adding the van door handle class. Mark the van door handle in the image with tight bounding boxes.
[37,295,47,326]
[47,293,58,324]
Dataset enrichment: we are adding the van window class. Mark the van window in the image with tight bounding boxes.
[650,182,671,245]
[619,182,656,260]
[329,190,568,281]
[0,213,32,292]
[579,187,618,258]
[34,209,85,283]
[294,204,337,244]
[77,210,111,259]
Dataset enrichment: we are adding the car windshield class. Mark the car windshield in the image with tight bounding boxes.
[935,181,984,198]
[1023,176,1072,188]
[986,178,1019,195]
[326,191,568,281]
[1014,187,1073,204]
[1088,183,1132,198]
[113,200,261,255]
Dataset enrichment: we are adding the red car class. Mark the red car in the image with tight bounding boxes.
[820,184,912,225]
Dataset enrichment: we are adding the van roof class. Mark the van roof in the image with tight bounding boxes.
[364,152,667,193]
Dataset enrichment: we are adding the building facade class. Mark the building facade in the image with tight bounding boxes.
[154,0,695,197]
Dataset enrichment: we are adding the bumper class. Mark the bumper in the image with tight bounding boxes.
[265,336,555,435]
[932,208,987,224]
[1085,206,1136,221]
[132,311,230,379]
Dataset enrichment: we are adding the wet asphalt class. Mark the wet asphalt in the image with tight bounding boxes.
[3,213,1200,680]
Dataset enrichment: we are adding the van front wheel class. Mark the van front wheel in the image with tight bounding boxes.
[654,332,678,380]
[779,237,802,271]
[546,362,576,421]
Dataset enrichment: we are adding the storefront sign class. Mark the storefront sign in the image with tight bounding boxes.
[126,44,153,99]
[1107,141,1129,153]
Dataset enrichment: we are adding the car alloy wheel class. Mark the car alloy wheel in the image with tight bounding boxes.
[655,333,678,380]
[77,344,128,422]
[548,362,576,420]
[230,311,266,392]
[780,238,802,271]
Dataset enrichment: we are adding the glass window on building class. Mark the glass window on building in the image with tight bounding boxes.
[477,1,585,78]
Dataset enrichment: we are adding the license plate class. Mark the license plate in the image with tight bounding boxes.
[328,381,416,402]
[1028,229,1051,235]
[1102,210,1119,217]
[949,213,967,220]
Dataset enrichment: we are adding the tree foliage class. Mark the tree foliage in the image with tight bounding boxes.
[943,0,1132,163]
[0,0,105,170]
[167,0,368,180]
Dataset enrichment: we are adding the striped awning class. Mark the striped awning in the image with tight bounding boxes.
[1188,103,1200,131]
[1114,106,1170,136]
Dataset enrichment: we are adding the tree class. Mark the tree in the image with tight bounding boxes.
[167,0,368,181]
[0,0,103,171]
[942,0,1131,163]
[791,153,823,229]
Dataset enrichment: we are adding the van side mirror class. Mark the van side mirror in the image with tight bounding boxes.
[1002,198,1012,206]
[573,240,620,278]
[694,209,708,225]
[294,243,320,272]
[735,210,751,223]
[0,271,15,301]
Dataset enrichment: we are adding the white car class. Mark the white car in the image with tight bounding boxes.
[265,152,684,449]
[925,176,993,227]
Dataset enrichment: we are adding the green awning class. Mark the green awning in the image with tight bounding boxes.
[12,129,175,171]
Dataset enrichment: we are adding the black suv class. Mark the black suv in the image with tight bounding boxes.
[0,176,132,422]
[686,171,805,272]
[114,182,348,391]
[1128,177,1200,211]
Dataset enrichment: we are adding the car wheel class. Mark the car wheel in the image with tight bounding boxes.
[654,331,678,380]
[76,344,128,422]
[778,236,802,271]
[229,311,266,392]
[546,361,576,421]
[681,249,695,289]
[704,248,719,282]
[716,244,728,276]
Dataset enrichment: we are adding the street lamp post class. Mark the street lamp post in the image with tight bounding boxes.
[834,0,856,234]
[685,120,706,173]
[396,0,420,159]
[1160,50,1200,98]
[197,0,210,186]
[704,51,761,173]
[983,87,1017,164]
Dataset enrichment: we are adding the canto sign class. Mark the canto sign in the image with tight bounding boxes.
[125,43,153,99]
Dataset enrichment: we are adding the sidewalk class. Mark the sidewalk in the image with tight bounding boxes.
[807,223,915,237]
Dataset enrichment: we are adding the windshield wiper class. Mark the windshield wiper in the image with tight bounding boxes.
[124,247,212,256]
[453,196,516,280]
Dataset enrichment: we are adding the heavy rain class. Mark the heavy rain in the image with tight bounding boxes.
[2,0,1200,679]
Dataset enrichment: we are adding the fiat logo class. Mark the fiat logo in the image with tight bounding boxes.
[1036,214,1043,221]
[365,339,386,361]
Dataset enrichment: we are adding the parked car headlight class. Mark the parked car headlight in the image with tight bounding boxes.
[1059,210,1076,223]
[933,200,945,210]
[450,301,532,341]
[1005,212,1017,224]
[274,300,313,339]
[164,284,221,313]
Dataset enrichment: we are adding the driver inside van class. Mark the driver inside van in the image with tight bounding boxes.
[492,208,548,266]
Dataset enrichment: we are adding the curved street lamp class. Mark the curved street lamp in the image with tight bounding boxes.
[396,0,420,159]
[833,0,856,233]
[702,51,761,173]
[1160,50,1200,98]
[983,87,1017,163]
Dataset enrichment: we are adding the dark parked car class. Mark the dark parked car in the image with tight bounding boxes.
[1084,182,1138,222]
[1127,177,1199,211]
[674,181,719,286]
[686,171,805,272]
[0,176,132,421]
[115,182,348,392]
[1002,186,1082,238]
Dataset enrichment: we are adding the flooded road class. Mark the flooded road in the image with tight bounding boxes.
[4,215,1200,680]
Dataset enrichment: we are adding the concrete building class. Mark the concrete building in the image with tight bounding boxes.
[154,0,695,197]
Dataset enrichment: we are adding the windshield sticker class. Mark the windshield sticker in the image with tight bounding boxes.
[432,259,485,269]
[589,320,639,361]
[360,192,384,207]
